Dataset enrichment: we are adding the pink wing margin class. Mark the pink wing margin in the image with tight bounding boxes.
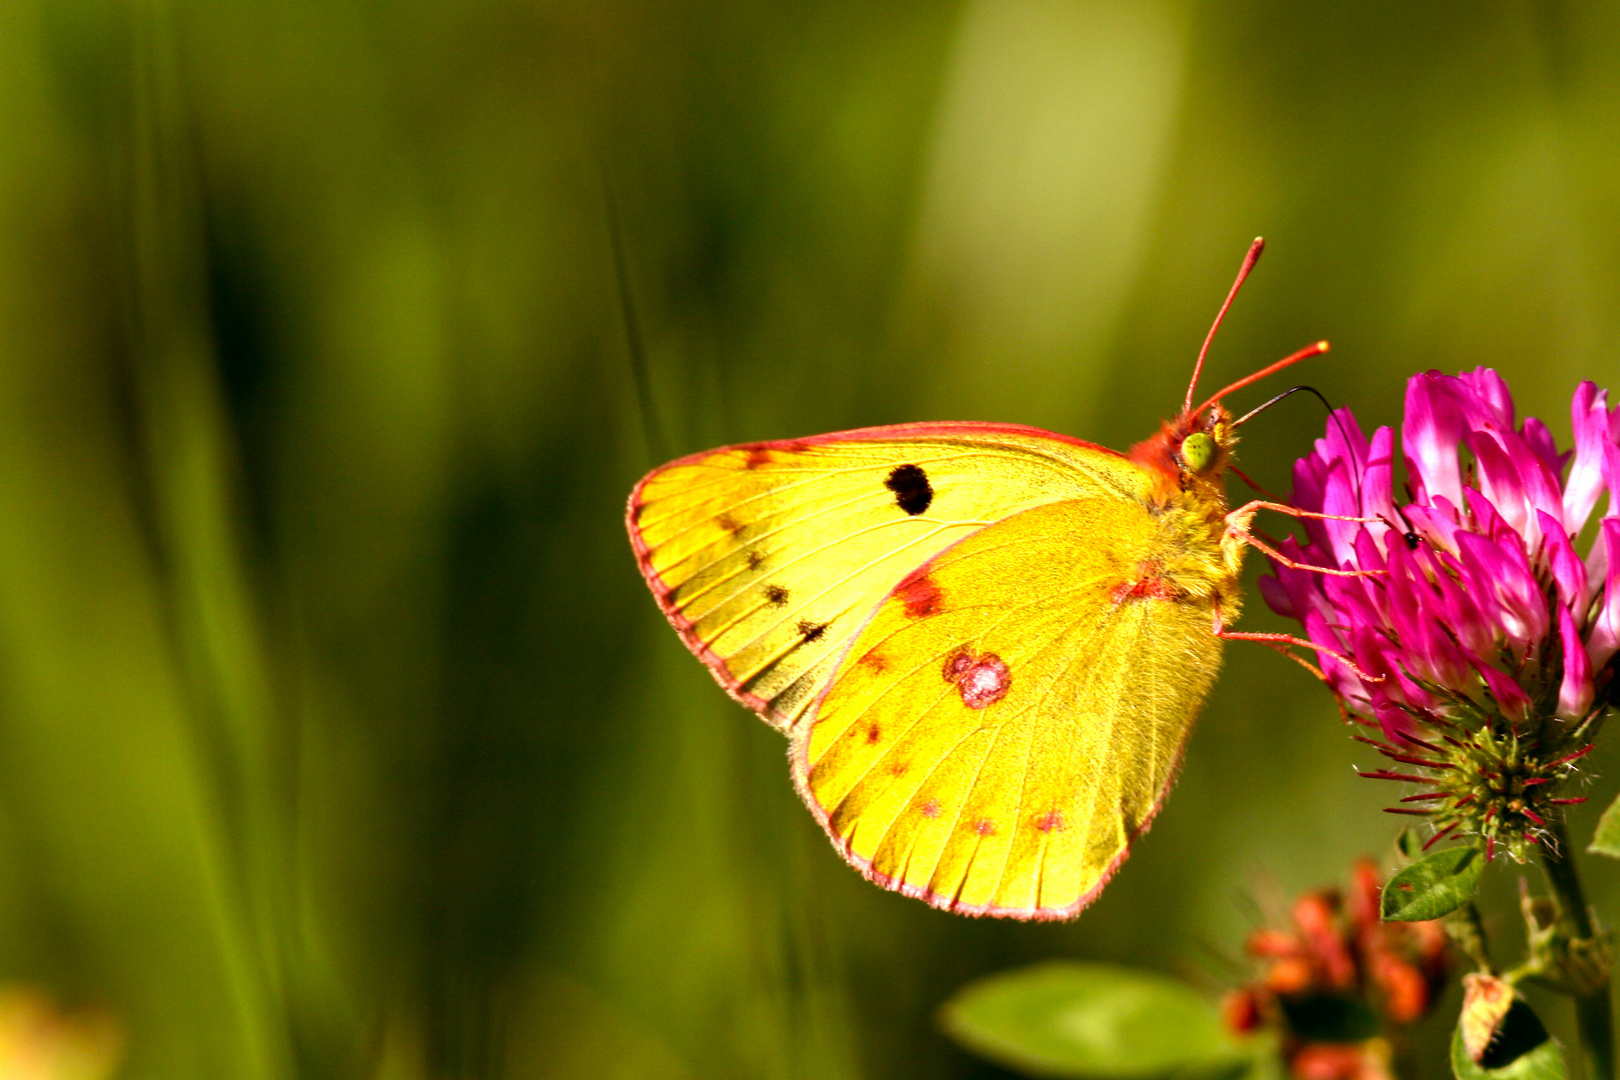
[795,691,1188,921]
[805,784,1185,922]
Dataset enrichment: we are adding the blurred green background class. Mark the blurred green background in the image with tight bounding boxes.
[3,0,1620,1077]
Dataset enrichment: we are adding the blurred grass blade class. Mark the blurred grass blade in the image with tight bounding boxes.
[604,174,668,465]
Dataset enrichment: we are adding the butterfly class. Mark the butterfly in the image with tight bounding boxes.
[626,238,1342,920]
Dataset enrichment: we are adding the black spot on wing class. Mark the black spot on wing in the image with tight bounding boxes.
[796,618,829,643]
[764,584,790,607]
[885,463,933,515]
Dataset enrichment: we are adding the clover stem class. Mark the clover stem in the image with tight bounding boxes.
[1541,818,1614,1080]
[1444,900,1492,974]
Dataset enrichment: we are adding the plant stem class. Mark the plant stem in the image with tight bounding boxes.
[1446,900,1493,974]
[1542,818,1614,1080]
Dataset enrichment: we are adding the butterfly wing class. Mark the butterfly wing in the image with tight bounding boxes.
[794,496,1224,920]
[627,423,1149,732]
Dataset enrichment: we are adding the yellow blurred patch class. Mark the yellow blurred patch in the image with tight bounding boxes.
[0,986,122,1080]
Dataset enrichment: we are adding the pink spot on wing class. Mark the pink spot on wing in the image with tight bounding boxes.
[858,650,888,673]
[921,799,940,818]
[957,654,1010,709]
[896,569,943,618]
[974,818,996,836]
[1036,810,1064,833]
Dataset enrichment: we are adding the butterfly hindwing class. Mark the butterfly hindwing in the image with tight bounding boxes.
[793,497,1223,919]
[628,424,1150,732]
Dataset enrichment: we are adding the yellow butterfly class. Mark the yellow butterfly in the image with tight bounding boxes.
[627,239,1337,920]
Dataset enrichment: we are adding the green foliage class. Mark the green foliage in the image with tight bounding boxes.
[1450,1000,1566,1080]
[1381,846,1485,921]
[1589,793,1620,858]
[939,961,1250,1079]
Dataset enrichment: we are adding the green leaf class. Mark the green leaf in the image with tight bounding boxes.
[940,961,1250,1079]
[1381,845,1484,921]
[1588,792,1620,858]
[1450,1000,1566,1080]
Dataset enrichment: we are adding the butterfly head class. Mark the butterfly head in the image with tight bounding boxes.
[1129,402,1239,504]
[1131,332,1328,504]
[1178,416,1227,475]
[1134,238,1330,503]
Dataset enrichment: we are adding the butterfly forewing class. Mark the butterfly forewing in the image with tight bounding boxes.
[794,498,1223,919]
[628,424,1147,731]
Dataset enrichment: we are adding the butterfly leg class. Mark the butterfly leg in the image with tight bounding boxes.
[1226,525,1381,578]
[1223,501,1384,579]
[1229,499,1381,525]
[1211,604,1386,684]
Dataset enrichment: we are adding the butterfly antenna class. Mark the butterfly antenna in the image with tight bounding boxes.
[1232,383,1332,427]
[1230,383,1368,516]
[1193,340,1329,418]
[605,173,669,464]
[1184,237,1266,415]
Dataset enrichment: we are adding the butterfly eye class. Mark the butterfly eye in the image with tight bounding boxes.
[1180,432,1216,473]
